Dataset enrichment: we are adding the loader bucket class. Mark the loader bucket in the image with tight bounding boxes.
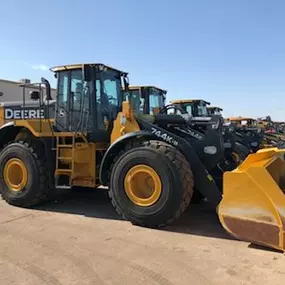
[218,148,285,251]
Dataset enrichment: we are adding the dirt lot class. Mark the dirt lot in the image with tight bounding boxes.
[0,188,284,285]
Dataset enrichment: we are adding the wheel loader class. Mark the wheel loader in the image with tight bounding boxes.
[0,63,285,252]
[162,98,251,167]
[226,116,284,151]
[207,106,223,116]
[122,85,166,115]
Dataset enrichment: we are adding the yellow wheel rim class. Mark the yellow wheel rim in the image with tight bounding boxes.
[124,164,162,207]
[3,158,28,192]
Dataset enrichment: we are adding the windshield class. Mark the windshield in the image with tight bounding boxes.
[123,89,144,113]
[96,69,122,130]
[211,109,222,115]
[185,104,193,115]
[148,89,164,114]
[197,102,209,116]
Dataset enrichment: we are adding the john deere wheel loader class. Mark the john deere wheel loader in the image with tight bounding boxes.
[162,99,250,168]
[0,63,198,228]
[1,64,285,251]
[122,85,166,115]
[207,106,223,116]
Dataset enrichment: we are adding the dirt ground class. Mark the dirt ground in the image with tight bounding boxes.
[0,188,284,285]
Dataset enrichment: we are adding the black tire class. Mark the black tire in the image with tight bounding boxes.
[191,190,205,204]
[0,141,52,207]
[109,140,194,227]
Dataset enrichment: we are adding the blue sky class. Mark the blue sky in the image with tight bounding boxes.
[0,0,285,120]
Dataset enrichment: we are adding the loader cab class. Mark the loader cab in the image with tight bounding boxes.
[207,106,223,117]
[169,99,210,117]
[122,86,166,115]
[51,63,128,141]
[227,117,257,127]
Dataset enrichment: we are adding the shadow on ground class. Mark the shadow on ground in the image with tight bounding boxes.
[163,201,234,240]
[35,187,122,221]
[34,188,233,241]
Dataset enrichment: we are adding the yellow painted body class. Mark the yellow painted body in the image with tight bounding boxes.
[171,99,210,104]
[126,85,166,93]
[226,117,256,126]
[0,106,5,127]
[218,148,285,251]
[55,140,98,188]
[111,101,140,143]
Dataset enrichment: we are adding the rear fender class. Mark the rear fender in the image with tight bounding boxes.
[0,122,23,147]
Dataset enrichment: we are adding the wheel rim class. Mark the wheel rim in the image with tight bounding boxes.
[3,158,28,191]
[124,164,162,207]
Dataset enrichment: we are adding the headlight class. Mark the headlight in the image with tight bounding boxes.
[204,146,217,154]
[120,114,127,125]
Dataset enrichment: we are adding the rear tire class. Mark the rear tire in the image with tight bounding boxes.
[109,140,194,227]
[0,141,52,207]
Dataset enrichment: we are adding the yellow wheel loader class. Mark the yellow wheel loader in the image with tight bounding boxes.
[123,85,166,115]
[160,98,251,167]
[207,106,223,116]
[0,64,285,251]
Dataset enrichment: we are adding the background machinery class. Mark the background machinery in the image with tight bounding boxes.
[0,64,285,251]
[123,85,166,115]
[164,98,250,166]
[207,106,223,116]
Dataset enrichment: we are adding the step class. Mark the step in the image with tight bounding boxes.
[57,157,73,160]
[56,185,72,190]
[57,145,73,148]
[55,169,72,174]
[73,176,93,181]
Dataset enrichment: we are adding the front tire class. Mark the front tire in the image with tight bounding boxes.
[0,141,52,207]
[109,140,194,227]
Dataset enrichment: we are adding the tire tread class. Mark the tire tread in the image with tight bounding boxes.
[108,140,194,227]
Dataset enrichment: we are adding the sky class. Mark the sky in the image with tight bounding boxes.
[0,0,285,120]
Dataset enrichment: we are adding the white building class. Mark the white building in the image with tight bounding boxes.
[0,78,57,103]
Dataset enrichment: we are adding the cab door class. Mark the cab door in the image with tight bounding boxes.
[56,68,92,132]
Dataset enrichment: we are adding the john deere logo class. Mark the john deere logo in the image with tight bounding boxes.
[4,108,45,120]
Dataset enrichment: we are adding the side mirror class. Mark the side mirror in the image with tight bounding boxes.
[0,92,3,97]
[30,91,40,100]
[123,76,129,91]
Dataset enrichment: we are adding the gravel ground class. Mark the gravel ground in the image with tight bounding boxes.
[0,188,284,285]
